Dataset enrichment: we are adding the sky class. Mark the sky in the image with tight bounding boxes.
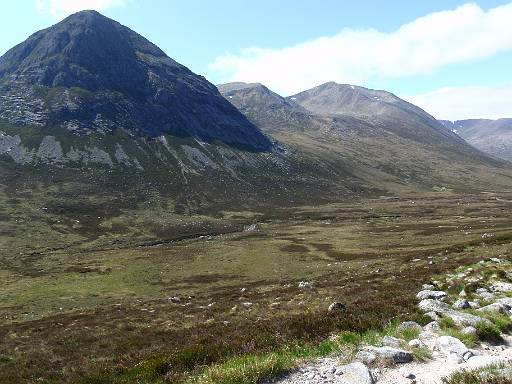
[1,1,511,120]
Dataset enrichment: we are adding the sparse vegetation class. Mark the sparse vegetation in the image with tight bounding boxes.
[1,193,512,383]
[442,366,512,384]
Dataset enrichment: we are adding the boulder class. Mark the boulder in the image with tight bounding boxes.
[298,281,313,289]
[434,336,470,359]
[355,350,377,365]
[399,366,416,379]
[496,297,512,308]
[461,326,477,337]
[491,282,512,293]
[446,352,464,364]
[475,288,495,301]
[418,299,451,312]
[398,321,423,333]
[466,355,510,369]
[382,335,403,348]
[453,299,470,309]
[416,290,448,300]
[336,362,375,384]
[423,321,441,333]
[425,311,441,321]
[363,346,413,364]
[328,302,346,312]
[408,339,426,348]
[477,303,509,315]
[443,309,491,327]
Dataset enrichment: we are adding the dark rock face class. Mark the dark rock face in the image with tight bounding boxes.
[0,10,271,151]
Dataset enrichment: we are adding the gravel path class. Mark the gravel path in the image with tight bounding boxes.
[377,334,512,384]
[274,335,512,384]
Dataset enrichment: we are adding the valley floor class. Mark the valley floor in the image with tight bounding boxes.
[1,191,512,383]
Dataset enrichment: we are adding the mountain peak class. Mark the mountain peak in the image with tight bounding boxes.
[0,13,271,151]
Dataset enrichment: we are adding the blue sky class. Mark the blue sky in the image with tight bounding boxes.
[2,1,512,119]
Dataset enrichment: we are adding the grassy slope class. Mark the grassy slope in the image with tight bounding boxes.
[1,192,512,382]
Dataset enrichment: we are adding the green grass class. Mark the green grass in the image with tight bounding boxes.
[1,193,512,383]
[439,317,478,348]
[411,347,433,362]
[475,321,503,343]
[185,319,430,384]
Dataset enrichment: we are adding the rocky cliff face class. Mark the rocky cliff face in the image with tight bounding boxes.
[0,10,271,151]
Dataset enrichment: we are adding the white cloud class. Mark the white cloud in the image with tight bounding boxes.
[210,2,512,96]
[403,84,512,120]
[35,0,126,19]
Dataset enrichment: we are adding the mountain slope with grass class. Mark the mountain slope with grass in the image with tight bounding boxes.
[219,82,512,193]
[440,119,512,162]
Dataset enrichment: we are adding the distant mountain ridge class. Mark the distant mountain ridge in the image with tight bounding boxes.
[287,82,462,143]
[440,119,512,162]
[1,10,512,223]
[0,10,270,151]
[219,81,512,193]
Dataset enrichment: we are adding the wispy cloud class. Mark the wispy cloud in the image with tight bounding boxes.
[403,84,512,121]
[210,2,512,96]
[35,0,126,19]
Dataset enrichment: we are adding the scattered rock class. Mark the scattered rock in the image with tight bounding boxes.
[337,362,375,384]
[422,284,435,290]
[408,339,426,348]
[466,355,510,369]
[477,303,509,315]
[461,326,478,337]
[382,335,403,348]
[298,281,313,289]
[434,336,470,359]
[416,290,448,300]
[491,281,512,293]
[423,321,441,333]
[363,346,413,364]
[241,302,253,309]
[328,302,346,312]
[446,352,464,364]
[462,351,474,362]
[496,297,512,308]
[418,299,451,312]
[453,299,470,309]
[398,321,423,333]
[442,310,490,327]
[355,350,377,365]
[169,296,181,303]
[424,311,441,321]
[399,366,416,379]
[475,288,495,301]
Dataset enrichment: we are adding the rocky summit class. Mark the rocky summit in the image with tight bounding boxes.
[0,10,270,151]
